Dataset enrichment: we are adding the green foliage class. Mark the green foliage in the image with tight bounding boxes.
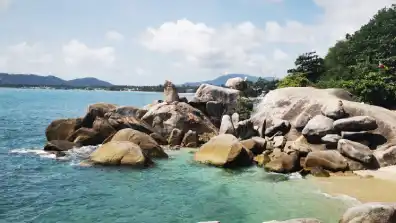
[240,78,278,97]
[235,96,254,121]
[277,73,313,88]
[287,51,325,82]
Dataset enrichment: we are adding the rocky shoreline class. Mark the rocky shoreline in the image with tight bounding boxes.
[43,79,396,222]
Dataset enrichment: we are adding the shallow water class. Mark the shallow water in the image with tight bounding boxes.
[0,88,355,223]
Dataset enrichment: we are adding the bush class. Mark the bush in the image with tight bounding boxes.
[277,73,313,88]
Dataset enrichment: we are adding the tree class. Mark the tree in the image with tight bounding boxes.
[277,73,313,88]
[287,51,325,82]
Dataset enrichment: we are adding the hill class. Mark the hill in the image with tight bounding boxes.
[0,73,113,87]
[183,74,274,86]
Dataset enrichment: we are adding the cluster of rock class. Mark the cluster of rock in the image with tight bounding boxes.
[264,202,396,223]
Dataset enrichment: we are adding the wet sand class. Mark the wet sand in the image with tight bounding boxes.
[310,172,396,203]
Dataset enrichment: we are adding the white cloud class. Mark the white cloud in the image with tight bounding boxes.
[140,1,395,79]
[135,67,145,76]
[62,39,115,67]
[0,0,11,11]
[105,30,125,42]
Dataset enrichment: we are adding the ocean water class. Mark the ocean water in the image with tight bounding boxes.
[0,88,357,223]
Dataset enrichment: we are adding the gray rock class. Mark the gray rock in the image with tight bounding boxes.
[241,137,267,155]
[193,84,240,113]
[181,130,198,148]
[232,113,240,129]
[219,115,235,135]
[294,112,312,131]
[264,151,300,174]
[337,139,373,164]
[236,119,258,140]
[321,100,347,119]
[164,80,180,103]
[374,145,396,167]
[302,115,334,142]
[304,150,348,171]
[341,131,370,141]
[265,119,291,137]
[168,128,183,146]
[321,134,341,145]
[346,157,367,171]
[333,116,378,132]
[225,77,247,90]
[206,101,224,118]
[340,202,396,223]
[273,136,286,148]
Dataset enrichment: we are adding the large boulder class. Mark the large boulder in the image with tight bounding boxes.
[251,87,394,145]
[142,102,218,139]
[89,141,153,167]
[302,115,334,143]
[340,203,396,223]
[240,137,267,155]
[168,128,183,146]
[105,106,148,119]
[294,112,312,131]
[67,127,106,146]
[206,101,224,118]
[333,116,378,132]
[265,119,291,137]
[45,118,82,141]
[110,128,168,158]
[164,80,180,103]
[193,84,240,113]
[321,100,347,120]
[264,151,300,173]
[236,119,258,140]
[81,103,117,128]
[92,117,117,140]
[321,134,341,147]
[225,77,247,90]
[304,150,348,171]
[194,134,252,168]
[337,139,374,164]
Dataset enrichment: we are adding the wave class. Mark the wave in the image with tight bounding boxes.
[316,190,361,205]
[9,148,57,159]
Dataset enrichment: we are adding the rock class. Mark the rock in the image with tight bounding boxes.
[111,128,168,158]
[321,134,341,146]
[168,128,183,146]
[193,84,240,113]
[67,128,106,146]
[310,166,330,177]
[92,117,116,139]
[240,137,267,155]
[45,118,82,141]
[340,202,396,223]
[302,115,334,143]
[219,115,235,135]
[273,136,286,149]
[333,116,378,132]
[250,87,396,145]
[254,154,270,167]
[236,119,258,140]
[142,102,218,139]
[374,145,396,167]
[263,218,323,223]
[321,100,347,119]
[265,119,291,137]
[337,139,373,164]
[206,101,224,118]
[81,103,117,128]
[346,157,366,171]
[181,130,198,147]
[89,141,153,167]
[264,151,300,173]
[225,77,247,90]
[259,119,266,137]
[164,80,179,103]
[286,135,320,156]
[194,134,252,168]
[150,133,168,145]
[105,106,148,119]
[44,140,79,151]
[232,113,240,129]
[304,150,348,171]
[179,97,188,103]
[294,112,312,131]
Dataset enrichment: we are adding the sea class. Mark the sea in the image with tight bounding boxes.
[0,88,359,223]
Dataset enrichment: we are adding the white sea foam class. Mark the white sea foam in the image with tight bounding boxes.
[9,148,57,159]
[288,172,303,180]
[316,190,361,205]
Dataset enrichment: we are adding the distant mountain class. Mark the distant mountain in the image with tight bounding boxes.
[183,74,274,86]
[0,73,113,87]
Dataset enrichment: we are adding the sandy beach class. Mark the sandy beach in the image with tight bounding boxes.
[311,166,396,203]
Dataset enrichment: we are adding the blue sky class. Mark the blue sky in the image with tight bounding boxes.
[0,0,394,85]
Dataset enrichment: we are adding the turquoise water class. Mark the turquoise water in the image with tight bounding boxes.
[0,88,355,223]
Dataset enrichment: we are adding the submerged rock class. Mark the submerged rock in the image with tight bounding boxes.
[194,134,252,168]
[90,141,153,167]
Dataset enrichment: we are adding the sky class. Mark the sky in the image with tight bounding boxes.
[0,0,395,85]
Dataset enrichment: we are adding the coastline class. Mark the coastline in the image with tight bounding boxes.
[309,167,396,203]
